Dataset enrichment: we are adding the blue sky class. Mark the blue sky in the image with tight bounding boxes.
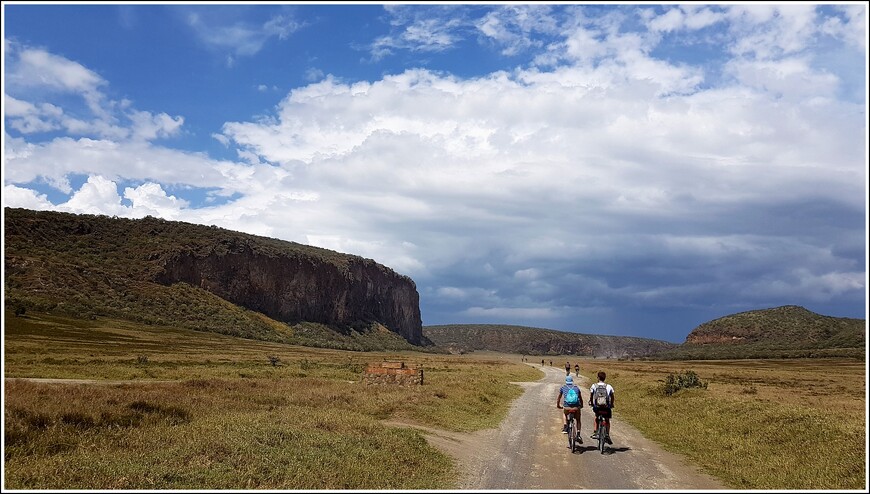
[3,2,867,343]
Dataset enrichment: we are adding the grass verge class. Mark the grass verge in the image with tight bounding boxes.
[576,358,865,490]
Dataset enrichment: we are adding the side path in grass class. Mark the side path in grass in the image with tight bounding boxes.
[5,378,177,385]
[388,364,727,490]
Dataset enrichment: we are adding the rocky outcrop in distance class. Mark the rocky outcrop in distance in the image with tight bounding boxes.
[156,243,423,344]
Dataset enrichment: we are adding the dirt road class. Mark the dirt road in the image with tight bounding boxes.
[390,364,726,490]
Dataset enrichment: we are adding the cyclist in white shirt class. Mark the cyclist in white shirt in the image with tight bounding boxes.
[589,371,615,444]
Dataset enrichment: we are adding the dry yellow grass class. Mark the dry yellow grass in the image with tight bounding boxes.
[3,311,541,489]
[575,357,866,489]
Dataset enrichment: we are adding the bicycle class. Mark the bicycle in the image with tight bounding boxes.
[566,409,581,453]
[593,410,610,454]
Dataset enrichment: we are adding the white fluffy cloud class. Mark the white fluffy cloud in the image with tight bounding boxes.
[4,43,185,142]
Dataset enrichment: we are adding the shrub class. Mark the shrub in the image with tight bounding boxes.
[661,370,708,396]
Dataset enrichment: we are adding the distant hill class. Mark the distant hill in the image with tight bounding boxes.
[422,324,677,358]
[4,207,432,352]
[423,305,866,360]
[658,305,865,359]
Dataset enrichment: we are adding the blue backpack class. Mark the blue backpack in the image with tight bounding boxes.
[564,386,580,406]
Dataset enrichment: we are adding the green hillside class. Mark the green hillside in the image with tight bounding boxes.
[4,207,430,352]
[658,305,865,360]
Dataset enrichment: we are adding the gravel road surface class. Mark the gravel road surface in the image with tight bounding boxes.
[389,364,727,490]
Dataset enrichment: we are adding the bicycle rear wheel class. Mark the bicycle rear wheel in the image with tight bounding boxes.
[598,419,606,454]
[568,417,575,451]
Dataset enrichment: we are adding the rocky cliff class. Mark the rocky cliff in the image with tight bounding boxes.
[155,242,423,344]
[4,207,423,346]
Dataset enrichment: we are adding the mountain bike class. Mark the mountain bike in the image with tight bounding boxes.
[566,409,579,452]
[593,410,610,454]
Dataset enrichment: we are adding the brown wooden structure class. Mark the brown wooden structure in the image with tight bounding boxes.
[363,361,423,385]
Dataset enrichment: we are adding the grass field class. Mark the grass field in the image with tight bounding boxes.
[5,312,867,490]
[570,357,866,490]
[3,312,541,489]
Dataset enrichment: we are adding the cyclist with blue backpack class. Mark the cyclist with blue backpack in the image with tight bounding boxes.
[556,375,583,442]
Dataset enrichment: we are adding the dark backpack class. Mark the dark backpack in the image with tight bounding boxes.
[594,383,609,407]
[564,386,580,406]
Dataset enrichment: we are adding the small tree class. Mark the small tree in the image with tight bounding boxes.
[661,370,708,396]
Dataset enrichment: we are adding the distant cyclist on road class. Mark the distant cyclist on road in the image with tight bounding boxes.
[556,375,583,442]
[589,371,615,444]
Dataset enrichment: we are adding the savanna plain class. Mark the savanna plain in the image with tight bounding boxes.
[3,311,866,490]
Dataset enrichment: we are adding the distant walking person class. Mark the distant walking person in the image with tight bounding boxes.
[565,361,571,376]
[542,359,545,366]
[574,363,580,377]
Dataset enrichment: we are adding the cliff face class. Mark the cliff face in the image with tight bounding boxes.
[4,207,424,347]
[156,246,423,344]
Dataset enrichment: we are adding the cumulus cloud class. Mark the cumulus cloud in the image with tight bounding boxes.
[213,8,864,331]
[220,73,859,318]
[3,184,54,210]
[5,43,185,143]
[4,94,62,133]
[725,4,820,59]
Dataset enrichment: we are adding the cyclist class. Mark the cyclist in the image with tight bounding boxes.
[574,363,579,377]
[556,375,583,442]
[589,371,614,444]
[565,361,571,376]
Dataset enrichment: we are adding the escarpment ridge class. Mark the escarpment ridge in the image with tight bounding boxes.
[4,207,424,348]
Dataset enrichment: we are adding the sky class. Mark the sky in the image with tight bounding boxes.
[2,2,867,343]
